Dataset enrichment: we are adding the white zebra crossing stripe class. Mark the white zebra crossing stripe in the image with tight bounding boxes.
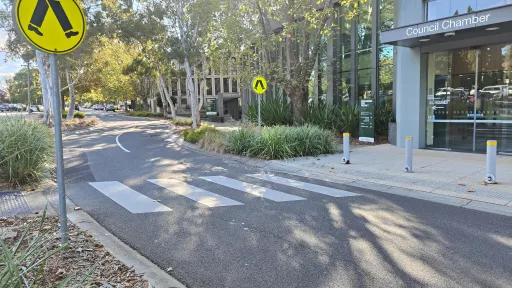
[89,181,172,214]
[200,176,305,202]
[147,179,244,207]
[247,174,360,197]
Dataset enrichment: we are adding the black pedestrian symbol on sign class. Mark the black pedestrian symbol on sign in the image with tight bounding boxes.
[28,0,79,39]
[255,80,265,90]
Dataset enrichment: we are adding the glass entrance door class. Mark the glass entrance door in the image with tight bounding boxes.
[427,44,512,153]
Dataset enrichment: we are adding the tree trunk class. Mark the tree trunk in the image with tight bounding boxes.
[66,69,76,120]
[35,51,52,125]
[157,77,168,118]
[183,57,197,128]
[157,68,176,119]
[288,83,308,124]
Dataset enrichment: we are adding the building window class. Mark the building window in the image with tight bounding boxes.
[214,78,221,95]
[180,79,186,96]
[171,79,178,96]
[207,78,213,95]
[223,78,230,93]
[232,79,238,93]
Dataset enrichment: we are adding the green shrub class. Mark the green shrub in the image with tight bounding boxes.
[0,117,54,185]
[171,118,193,127]
[246,97,293,126]
[198,130,226,153]
[336,104,359,137]
[225,126,258,155]
[73,112,85,119]
[184,125,216,144]
[299,103,359,137]
[247,126,294,159]
[225,125,337,160]
[62,111,86,119]
[374,105,395,137]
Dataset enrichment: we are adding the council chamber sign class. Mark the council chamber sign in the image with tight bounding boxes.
[359,99,375,143]
[14,0,86,54]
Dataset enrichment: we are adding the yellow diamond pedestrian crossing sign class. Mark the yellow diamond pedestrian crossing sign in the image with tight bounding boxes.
[252,76,267,95]
[14,0,86,54]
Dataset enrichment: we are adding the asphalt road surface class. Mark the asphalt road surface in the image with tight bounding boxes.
[63,110,512,288]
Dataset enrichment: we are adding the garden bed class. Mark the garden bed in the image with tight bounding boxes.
[62,117,100,132]
[0,216,150,287]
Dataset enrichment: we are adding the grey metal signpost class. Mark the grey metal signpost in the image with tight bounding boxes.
[50,54,69,244]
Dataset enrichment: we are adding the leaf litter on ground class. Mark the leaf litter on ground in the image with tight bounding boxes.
[0,216,151,287]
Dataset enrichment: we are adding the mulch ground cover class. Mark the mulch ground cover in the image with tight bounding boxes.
[0,216,150,287]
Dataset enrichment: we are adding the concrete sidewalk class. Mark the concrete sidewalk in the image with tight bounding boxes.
[267,144,512,216]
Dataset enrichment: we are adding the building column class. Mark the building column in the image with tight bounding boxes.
[395,0,426,148]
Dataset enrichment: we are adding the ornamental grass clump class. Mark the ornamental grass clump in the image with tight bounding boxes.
[0,117,54,185]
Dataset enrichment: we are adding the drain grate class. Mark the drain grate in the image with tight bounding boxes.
[0,192,32,217]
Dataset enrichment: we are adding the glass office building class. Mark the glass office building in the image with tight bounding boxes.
[379,0,512,153]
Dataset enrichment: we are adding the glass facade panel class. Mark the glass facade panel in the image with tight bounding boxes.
[427,44,512,152]
[427,0,451,21]
[357,0,372,50]
[427,0,512,21]
[357,49,372,69]
[358,69,372,100]
[451,0,476,15]
[337,6,352,53]
[477,0,512,11]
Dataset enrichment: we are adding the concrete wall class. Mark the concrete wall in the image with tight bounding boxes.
[395,0,426,148]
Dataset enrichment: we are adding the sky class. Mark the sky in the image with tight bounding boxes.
[0,29,24,90]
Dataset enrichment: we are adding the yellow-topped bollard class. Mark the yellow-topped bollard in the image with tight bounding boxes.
[342,133,350,164]
[405,137,413,173]
[486,140,497,184]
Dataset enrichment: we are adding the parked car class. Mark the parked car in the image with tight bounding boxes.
[96,104,104,110]
[29,105,41,112]
[75,104,80,111]
[9,104,23,112]
[105,104,116,112]
[480,85,508,100]
[0,103,10,112]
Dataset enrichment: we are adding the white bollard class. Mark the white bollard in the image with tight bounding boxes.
[342,133,350,164]
[486,140,497,184]
[405,137,413,173]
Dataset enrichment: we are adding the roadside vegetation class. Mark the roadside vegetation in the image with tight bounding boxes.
[182,123,337,160]
[0,117,54,186]
[127,111,164,118]
[62,117,100,132]
[171,118,194,127]
[246,100,395,139]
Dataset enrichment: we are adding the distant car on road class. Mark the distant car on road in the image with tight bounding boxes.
[29,105,42,112]
[95,104,104,111]
[105,104,116,112]
[9,104,23,112]
[0,103,10,112]
[75,104,80,111]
